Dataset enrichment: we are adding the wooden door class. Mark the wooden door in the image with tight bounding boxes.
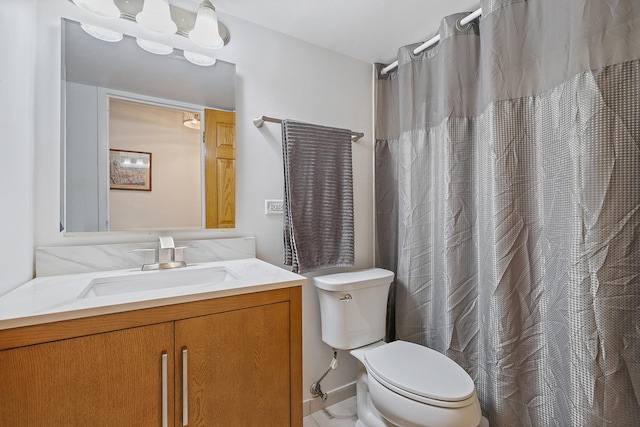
[0,322,174,426]
[175,302,290,426]
[204,109,235,229]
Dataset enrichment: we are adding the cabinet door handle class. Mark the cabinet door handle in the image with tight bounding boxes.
[161,352,168,427]
[182,347,188,426]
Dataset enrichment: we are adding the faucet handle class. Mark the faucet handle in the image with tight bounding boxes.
[173,246,188,263]
[131,248,158,266]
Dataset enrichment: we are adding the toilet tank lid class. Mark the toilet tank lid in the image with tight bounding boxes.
[313,268,394,291]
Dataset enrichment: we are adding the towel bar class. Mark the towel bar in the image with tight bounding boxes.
[253,115,364,142]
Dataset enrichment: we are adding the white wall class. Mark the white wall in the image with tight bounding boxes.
[109,99,202,231]
[0,0,37,296]
[32,0,374,402]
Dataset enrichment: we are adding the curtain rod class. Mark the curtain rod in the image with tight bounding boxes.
[380,7,483,75]
[253,115,365,142]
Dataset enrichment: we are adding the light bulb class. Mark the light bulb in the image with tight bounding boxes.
[136,38,174,55]
[80,24,123,42]
[189,0,224,49]
[183,51,216,66]
[136,0,177,34]
[72,0,120,19]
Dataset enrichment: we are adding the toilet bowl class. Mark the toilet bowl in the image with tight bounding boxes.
[314,269,486,427]
[353,340,481,427]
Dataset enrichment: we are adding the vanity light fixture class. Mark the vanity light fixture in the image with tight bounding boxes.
[72,0,120,19]
[189,0,224,49]
[70,0,230,58]
[136,38,174,55]
[136,0,177,34]
[80,24,123,42]
[183,51,217,66]
[183,112,201,130]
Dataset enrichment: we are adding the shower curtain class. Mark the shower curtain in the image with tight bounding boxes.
[375,1,640,425]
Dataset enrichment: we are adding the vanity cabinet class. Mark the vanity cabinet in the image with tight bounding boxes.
[0,322,174,425]
[175,302,291,426]
[0,286,302,427]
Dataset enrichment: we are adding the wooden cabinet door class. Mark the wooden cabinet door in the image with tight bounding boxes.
[175,302,290,426]
[0,322,174,426]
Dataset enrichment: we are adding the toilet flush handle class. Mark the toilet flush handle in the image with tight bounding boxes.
[340,294,353,302]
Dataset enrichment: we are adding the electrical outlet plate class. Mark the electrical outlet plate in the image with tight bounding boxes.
[265,199,284,215]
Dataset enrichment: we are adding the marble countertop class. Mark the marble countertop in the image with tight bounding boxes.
[0,258,306,330]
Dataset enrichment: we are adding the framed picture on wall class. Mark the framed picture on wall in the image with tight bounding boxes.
[109,149,152,191]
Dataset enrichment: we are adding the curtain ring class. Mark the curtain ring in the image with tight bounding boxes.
[456,16,473,33]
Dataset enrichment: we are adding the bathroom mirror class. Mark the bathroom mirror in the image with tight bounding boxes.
[61,19,236,232]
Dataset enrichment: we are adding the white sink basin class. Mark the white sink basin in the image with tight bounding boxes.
[79,266,239,299]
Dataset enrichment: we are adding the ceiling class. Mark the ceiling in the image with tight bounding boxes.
[172,0,480,65]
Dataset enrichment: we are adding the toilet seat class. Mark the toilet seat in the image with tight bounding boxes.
[364,340,477,408]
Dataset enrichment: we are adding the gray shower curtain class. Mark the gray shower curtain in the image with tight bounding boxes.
[375,1,640,426]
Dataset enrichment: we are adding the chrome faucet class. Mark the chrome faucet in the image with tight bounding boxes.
[138,236,188,271]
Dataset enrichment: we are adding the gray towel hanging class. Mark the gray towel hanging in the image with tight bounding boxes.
[282,119,355,273]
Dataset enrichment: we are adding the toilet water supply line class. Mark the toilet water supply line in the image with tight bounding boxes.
[310,350,339,402]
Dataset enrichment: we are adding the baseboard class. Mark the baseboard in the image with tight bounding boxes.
[303,381,356,417]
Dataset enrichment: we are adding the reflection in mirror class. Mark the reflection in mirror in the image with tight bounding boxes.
[108,99,201,231]
[62,18,236,233]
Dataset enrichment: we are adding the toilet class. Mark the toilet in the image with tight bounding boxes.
[314,268,485,427]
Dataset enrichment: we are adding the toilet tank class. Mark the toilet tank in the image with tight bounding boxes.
[313,268,394,350]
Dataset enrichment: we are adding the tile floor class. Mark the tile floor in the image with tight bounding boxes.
[303,396,357,427]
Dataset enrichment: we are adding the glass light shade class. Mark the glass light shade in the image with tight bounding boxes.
[80,24,123,42]
[183,51,216,66]
[189,0,224,49]
[72,0,120,19]
[136,0,177,34]
[136,38,174,55]
[183,112,201,130]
